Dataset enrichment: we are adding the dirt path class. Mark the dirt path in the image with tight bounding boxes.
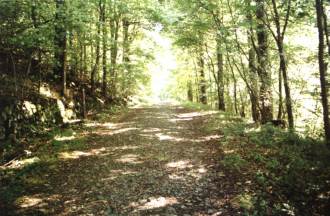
[1,105,240,216]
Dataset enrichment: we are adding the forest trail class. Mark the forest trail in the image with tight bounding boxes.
[1,105,240,216]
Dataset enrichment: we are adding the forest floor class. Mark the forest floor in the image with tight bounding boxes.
[0,105,244,216]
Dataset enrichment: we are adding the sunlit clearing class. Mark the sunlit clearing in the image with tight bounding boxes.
[84,122,133,129]
[176,111,218,119]
[168,165,208,180]
[156,133,184,141]
[16,194,61,208]
[198,167,208,173]
[54,135,75,141]
[59,148,107,160]
[201,135,222,140]
[131,196,178,211]
[17,196,43,208]
[95,127,139,136]
[112,145,140,151]
[224,150,235,154]
[2,157,40,170]
[22,101,37,116]
[115,154,142,164]
[169,117,193,122]
[166,160,193,169]
[146,24,177,103]
[142,128,162,133]
[84,122,138,135]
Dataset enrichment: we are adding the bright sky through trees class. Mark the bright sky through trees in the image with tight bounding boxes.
[147,24,177,102]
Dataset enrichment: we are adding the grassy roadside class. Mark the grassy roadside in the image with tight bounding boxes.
[182,101,330,215]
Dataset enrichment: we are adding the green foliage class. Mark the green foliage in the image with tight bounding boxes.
[216,115,330,215]
[223,121,246,137]
[181,101,212,111]
[222,153,247,170]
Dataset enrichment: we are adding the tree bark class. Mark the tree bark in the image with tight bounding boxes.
[187,81,193,102]
[101,1,108,96]
[109,15,119,99]
[122,19,131,92]
[255,0,273,123]
[277,68,283,120]
[216,36,226,111]
[91,0,102,93]
[271,0,294,129]
[246,0,260,122]
[54,0,67,96]
[198,54,207,105]
[316,0,330,146]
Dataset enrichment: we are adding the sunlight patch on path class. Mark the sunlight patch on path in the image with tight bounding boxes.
[16,194,61,209]
[130,196,179,211]
[115,154,143,164]
[166,160,193,169]
[1,157,41,170]
[175,111,218,119]
[59,147,108,160]
[156,133,185,142]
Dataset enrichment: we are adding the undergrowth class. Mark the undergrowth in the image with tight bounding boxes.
[209,113,330,215]
[180,101,213,111]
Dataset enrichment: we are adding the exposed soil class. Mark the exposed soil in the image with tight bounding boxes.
[1,105,243,216]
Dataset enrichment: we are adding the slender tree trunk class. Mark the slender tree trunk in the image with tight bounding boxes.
[83,40,87,79]
[278,68,283,120]
[255,0,273,123]
[278,41,294,128]
[187,81,193,102]
[270,0,294,129]
[233,73,238,115]
[54,0,67,96]
[91,0,102,93]
[316,0,330,146]
[122,19,131,91]
[248,43,260,122]
[101,2,108,96]
[246,0,260,122]
[109,17,119,99]
[240,91,246,118]
[227,54,238,114]
[198,54,207,105]
[216,36,226,111]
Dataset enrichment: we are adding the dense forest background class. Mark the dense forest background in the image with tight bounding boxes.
[0,0,161,139]
[1,0,329,143]
[1,0,330,215]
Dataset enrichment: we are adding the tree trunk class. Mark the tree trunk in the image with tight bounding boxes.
[316,0,330,146]
[233,73,238,115]
[271,0,294,129]
[248,42,260,122]
[255,0,273,123]
[198,55,207,105]
[122,19,131,92]
[278,68,283,120]
[278,41,294,128]
[109,17,119,99]
[101,1,108,96]
[216,36,226,111]
[187,81,193,102]
[54,0,67,96]
[91,0,102,93]
[83,35,87,79]
[246,0,260,122]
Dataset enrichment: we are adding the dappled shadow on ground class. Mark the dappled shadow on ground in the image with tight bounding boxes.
[0,105,241,215]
